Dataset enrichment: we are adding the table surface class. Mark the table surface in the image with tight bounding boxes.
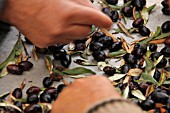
[0,0,169,96]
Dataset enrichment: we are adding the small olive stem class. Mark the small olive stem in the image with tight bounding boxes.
[131,36,148,44]
[21,40,29,59]
[100,28,117,42]
[32,46,38,62]
[133,7,137,20]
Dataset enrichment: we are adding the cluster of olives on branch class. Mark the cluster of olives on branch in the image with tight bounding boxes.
[162,0,170,15]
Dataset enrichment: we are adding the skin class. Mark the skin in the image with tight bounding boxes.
[0,0,112,48]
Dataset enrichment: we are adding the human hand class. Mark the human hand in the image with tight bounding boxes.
[0,0,112,48]
[51,75,121,113]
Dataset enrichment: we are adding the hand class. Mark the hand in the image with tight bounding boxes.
[0,0,112,48]
[51,76,121,113]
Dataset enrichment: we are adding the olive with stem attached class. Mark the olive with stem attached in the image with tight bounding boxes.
[18,61,33,71]
[12,88,22,99]
[132,18,144,28]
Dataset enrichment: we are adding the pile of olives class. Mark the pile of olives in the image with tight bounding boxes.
[162,0,170,15]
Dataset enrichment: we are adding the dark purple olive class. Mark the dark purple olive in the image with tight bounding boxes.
[12,88,22,99]
[18,61,33,71]
[48,44,65,53]
[164,36,170,46]
[90,42,104,52]
[161,21,170,33]
[92,31,105,42]
[140,99,155,111]
[132,18,144,28]
[27,94,39,104]
[53,49,67,60]
[161,0,169,8]
[57,84,66,94]
[103,66,116,76]
[138,25,151,36]
[60,54,71,68]
[161,46,170,57]
[7,64,23,75]
[26,86,41,95]
[131,98,141,106]
[151,92,169,104]
[105,0,118,5]
[75,43,86,51]
[14,101,23,111]
[25,37,33,45]
[149,43,158,52]
[109,41,122,52]
[98,36,113,48]
[43,77,53,88]
[139,82,149,94]
[102,7,112,19]
[141,0,146,6]
[92,51,106,62]
[123,53,137,64]
[133,45,147,58]
[40,92,52,103]
[111,10,119,22]
[153,69,161,82]
[162,7,170,15]
[120,64,131,74]
[150,52,162,60]
[50,73,63,81]
[116,83,128,90]
[24,104,42,113]
[124,0,131,4]
[131,0,145,11]
[132,64,141,69]
[35,46,48,54]
[45,87,58,100]
[129,82,138,90]
[121,6,133,17]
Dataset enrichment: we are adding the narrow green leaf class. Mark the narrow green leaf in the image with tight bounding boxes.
[62,67,96,75]
[147,4,156,14]
[158,72,166,86]
[74,59,97,66]
[52,69,66,76]
[108,49,126,57]
[141,73,158,85]
[153,26,161,37]
[140,7,149,25]
[145,53,154,73]
[154,32,170,40]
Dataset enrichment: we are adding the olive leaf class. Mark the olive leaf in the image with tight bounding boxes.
[108,74,126,81]
[44,56,53,73]
[147,4,156,14]
[140,7,149,25]
[80,53,88,60]
[97,62,112,71]
[158,72,166,86]
[141,73,158,85]
[127,68,143,76]
[163,80,170,85]
[67,51,84,55]
[62,67,96,75]
[0,102,22,112]
[107,49,126,58]
[145,54,154,73]
[154,55,163,67]
[154,32,170,40]
[52,69,66,76]
[74,59,97,66]
[68,75,86,79]
[123,84,129,99]
[0,92,10,99]
[153,26,161,37]
[145,84,155,97]
[131,90,146,100]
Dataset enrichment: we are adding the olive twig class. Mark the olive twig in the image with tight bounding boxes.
[32,46,38,62]
[133,7,137,20]
[100,28,117,42]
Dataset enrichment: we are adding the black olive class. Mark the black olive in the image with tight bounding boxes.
[75,43,86,51]
[162,7,170,15]
[53,49,67,60]
[140,99,155,111]
[138,25,151,36]
[35,46,48,54]
[161,0,169,8]
[132,18,144,28]
[141,0,146,6]
[12,88,22,99]
[123,53,137,64]
[129,82,138,90]
[14,101,23,111]
[153,69,161,82]
[48,44,65,53]
[164,67,170,72]
[27,94,39,104]
[164,36,170,46]
[131,98,141,106]
[105,0,118,5]
[102,7,112,19]
[121,6,133,17]
[116,83,128,91]
[18,61,33,71]
[7,64,24,75]
[24,104,42,113]
[124,0,131,4]
[40,92,52,103]
[161,21,170,33]
[103,66,116,76]
[92,32,105,42]
[43,77,53,88]
[89,42,104,52]
[131,0,144,11]
[149,43,158,52]
[120,64,131,74]
[132,64,141,69]
[150,52,162,60]
[26,86,41,95]
[138,82,149,94]
[98,36,113,48]
[109,41,122,52]
[60,54,71,68]
[50,73,63,81]
[161,46,170,57]
[25,37,33,45]
[57,84,66,94]
[45,87,58,100]
[111,10,119,22]
[151,92,169,104]
[92,51,106,62]
[133,45,147,58]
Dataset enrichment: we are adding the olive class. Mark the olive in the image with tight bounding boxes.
[53,49,67,60]
[124,0,131,4]
[92,31,105,42]
[149,43,158,52]
[120,64,131,74]
[7,64,23,75]
[102,7,112,19]
[138,82,149,94]
[40,92,52,103]
[45,87,58,100]
[75,43,86,51]
[153,69,161,82]
[123,53,137,64]
[12,88,22,99]
[50,73,63,81]
[131,0,145,11]
[27,94,39,104]
[129,82,138,90]
[164,36,170,46]
[132,64,141,69]
[105,0,118,5]
[48,44,65,53]
[98,36,113,48]
[109,41,122,52]
[161,0,169,8]
[141,0,146,6]
[116,83,128,91]
[25,37,33,45]
[162,7,170,15]
[138,25,151,36]
[150,52,162,61]
[111,10,119,22]
[151,92,169,104]
[18,61,33,71]
[140,99,155,111]
[161,46,170,57]
[131,98,141,106]
[92,51,106,62]
[132,18,144,28]
[14,101,23,111]
[42,77,53,88]
[161,21,170,33]
[26,86,41,95]
[121,6,133,17]
[24,104,42,113]
[57,84,66,94]
[89,42,104,52]
[133,45,147,58]
[35,46,48,54]
[60,54,71,68]
[103,66,116,76]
